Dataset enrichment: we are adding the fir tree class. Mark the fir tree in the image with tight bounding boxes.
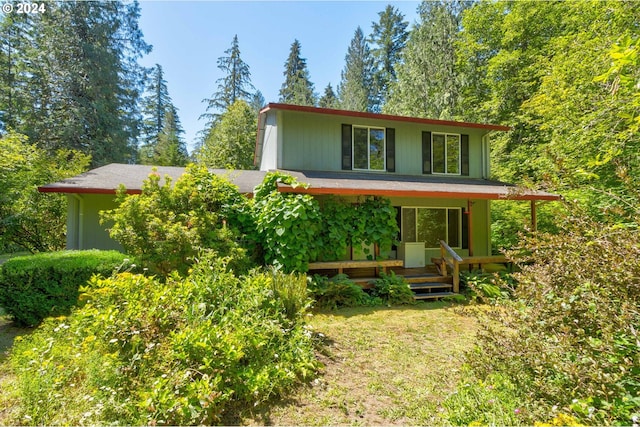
[368,5,409,111]
[279,39,316,106]
[318,84,339,109]
[0,1,151,166]
[385,0,470,119]
[338,27,376,112]
[201,35,254,129]
[140,64,173,146]
[153,106,189,166]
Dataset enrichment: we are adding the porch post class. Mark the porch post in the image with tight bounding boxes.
[467,200,473,257]
[531,200,537,231]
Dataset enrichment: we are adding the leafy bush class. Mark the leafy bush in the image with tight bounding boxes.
[101,164,251,276]
[0,250,134,326]
[371,271,415,305]
[456,213,640,425]
[8,256,319,425]
[0,132,91,252]
[460,270,514,303]
[253,172,322,273]
[308,274,372,309]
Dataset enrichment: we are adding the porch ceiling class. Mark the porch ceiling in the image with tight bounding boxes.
[276,170,561,201]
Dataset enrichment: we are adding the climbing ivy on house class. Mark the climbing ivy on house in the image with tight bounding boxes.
[318,196,399,261]
[253,172,322,273]
[252,173,399,271]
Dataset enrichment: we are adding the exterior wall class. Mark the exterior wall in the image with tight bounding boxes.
[277,109,489,178]
[66,194,122,251]
[258,111,280,170]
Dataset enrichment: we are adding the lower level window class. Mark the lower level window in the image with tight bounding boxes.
[401,207,461,248]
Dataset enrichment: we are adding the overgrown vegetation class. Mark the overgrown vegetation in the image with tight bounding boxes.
[0,250,134,326]
[0,133,90,253]
[6,256,318,425]
[101,164,251,276]
[444,210,640,425]
[308,271,413,309]
[252,173,399,272]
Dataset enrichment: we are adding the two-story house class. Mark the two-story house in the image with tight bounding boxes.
[39,103,559,270]
[254,103,558,266]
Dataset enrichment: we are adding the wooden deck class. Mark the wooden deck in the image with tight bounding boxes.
[307,247,511,300]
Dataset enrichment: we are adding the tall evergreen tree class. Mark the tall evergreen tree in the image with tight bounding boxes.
[140,64,173,147]
[0,1,151,166]
[318,84,339,109]
[201,35,254,129]
[338,27,376,112]
[368,5,409,111]
[152,106,189,166]
[385,0,470,119]
[279,39,316,106]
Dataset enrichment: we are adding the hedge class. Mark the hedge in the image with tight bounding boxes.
[0,250,135,326]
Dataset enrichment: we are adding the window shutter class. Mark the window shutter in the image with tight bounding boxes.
[461,134,469,176]
[422,131,432,174]
[342,124,352,170]
[461,208,469,250]
[386,128,395,172]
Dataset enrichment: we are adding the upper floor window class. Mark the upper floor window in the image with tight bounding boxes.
[432,133,460,175]
[422,131,469,176]
[353,126,385,171]
[342,124,395,172]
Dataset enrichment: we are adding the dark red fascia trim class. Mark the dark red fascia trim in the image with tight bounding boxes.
[259,103,512,132]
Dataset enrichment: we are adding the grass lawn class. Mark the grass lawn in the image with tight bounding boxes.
[237,302,478,426]
[0,301,477,426]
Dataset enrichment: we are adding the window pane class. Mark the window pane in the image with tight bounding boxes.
[447,134,460,174]
[369,128,385,170]
[448,209,460,247]
[402,208,416,242]
[432,134,445,174]
[353,127,368,169]
[417,208,446,248]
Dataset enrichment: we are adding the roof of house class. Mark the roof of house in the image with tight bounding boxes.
[38,164,560,201]
[259,103,512,132]
[275,170,561,201]
[37,163,267,195]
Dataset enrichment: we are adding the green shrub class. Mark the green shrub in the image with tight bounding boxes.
[308,274,372,309]
[8,256,319,425]
[371,271,415,305]
[458,214,640,425]
[101,164,251,276]
[0,250,134,326]
[460,270,514,303]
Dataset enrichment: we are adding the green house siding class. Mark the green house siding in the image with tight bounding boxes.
[276,109,490,178]
[67,194,122,251]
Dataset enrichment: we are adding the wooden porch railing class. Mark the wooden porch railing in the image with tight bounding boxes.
[439,240,462,293]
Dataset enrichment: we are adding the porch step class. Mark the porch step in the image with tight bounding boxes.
[413,291,456,300]
[410,282,453,291]
[405,274,453,284]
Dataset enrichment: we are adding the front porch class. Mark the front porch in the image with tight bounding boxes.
[307,241,509,300]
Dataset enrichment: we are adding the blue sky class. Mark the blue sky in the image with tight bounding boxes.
[138,1,420,151]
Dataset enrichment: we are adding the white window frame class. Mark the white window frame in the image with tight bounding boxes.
[432,132,461,176]
[401,207,462,249]
[352,125,386,171]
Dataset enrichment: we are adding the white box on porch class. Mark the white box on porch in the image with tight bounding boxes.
[398,242,426,268]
